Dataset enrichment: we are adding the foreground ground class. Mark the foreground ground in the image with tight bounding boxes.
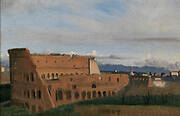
[1,105,180,116]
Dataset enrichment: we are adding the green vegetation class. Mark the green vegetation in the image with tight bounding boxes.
[77,95,180,106]
[0,106,32,116]
[0,84,11,102]
[1,104,180,116]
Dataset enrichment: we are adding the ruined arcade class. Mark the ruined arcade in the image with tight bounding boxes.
[8,48,129,112]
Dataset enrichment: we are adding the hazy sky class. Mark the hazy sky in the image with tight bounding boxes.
[1,0,180,70]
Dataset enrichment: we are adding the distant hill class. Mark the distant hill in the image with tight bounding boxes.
[98,64,170,73]
[1,59,9,69]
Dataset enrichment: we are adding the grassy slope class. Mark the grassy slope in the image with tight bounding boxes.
[1,104,180,116]
[0,84,11,102]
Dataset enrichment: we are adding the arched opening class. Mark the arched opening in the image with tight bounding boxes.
[37,90,41,99]
[74,91,79,99]
[109,77,111,81]
[30,72,34,81]
[98,91,101,98]
[38,106,43,112]
[31,89,36,99]
[27,90,30,98]
[24,91,26,97]
[81,91,86,100]
[108,91,111,96]
[32,105,36,112]
[47,73,50,79]
[24,102,29,109]
[66,90,71,100]
[87,91,91,99]
[41,74,45,79]
[72,84,76,89]
[55,73,58,79]
[103,91,106,97]
[92,91,96,98]
[58,90,63,100]
[55,90,58,101]
[51,73,54,79]
[92,84,96,88]
[117,78,119,82]
[112,91,116,96]
[26,73,29,81]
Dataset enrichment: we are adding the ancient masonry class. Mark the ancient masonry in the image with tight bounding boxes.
[8,48,129,112]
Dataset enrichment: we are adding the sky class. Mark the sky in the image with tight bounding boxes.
[1,0,180,70]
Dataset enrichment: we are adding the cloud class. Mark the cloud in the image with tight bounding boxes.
[1,0,180,66]
[133,37,180,44]
[135,57,180,71]
[2,0,180,45]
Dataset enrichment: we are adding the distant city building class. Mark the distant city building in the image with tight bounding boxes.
[152,78,166,88]
[141,73,148,77]
[0,65,5,72]
[129,71,134,76]
[170,71,179,76]
[161,73,168,77]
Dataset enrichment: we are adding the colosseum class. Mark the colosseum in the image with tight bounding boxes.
[8,48,129,112]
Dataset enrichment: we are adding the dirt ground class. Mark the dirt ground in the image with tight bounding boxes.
[74,105,180,116]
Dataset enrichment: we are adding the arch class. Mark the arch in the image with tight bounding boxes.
[66,90,71,100]
[108,91,111,96]
[55,90,58,101]
[55,73,58,79]
[92,84,96,88]
[72,84,77,89]
[41,74,45,79]
[109,77,111,81]
[47,73,50,79]
[81,91,86,99]
[103,91,107,97]
[92,91,96,98]
[51,73,54,79]
[31,105,36,112]
[27,90,30,98]
[37,90,41,99]
[87,91,91,99]
[38,106,43,112]
[24,102,29,110]
[117,78,119,82]
[98,91,101,98]
[30,72,34,81]
[74,91,79,99]
[24,91,26,97]
[31,89,36,99]
[58,90,63,100]
[112,91,116,96]
[26,73,29,81]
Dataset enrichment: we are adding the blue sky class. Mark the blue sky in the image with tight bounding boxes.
[1,0,180,70]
